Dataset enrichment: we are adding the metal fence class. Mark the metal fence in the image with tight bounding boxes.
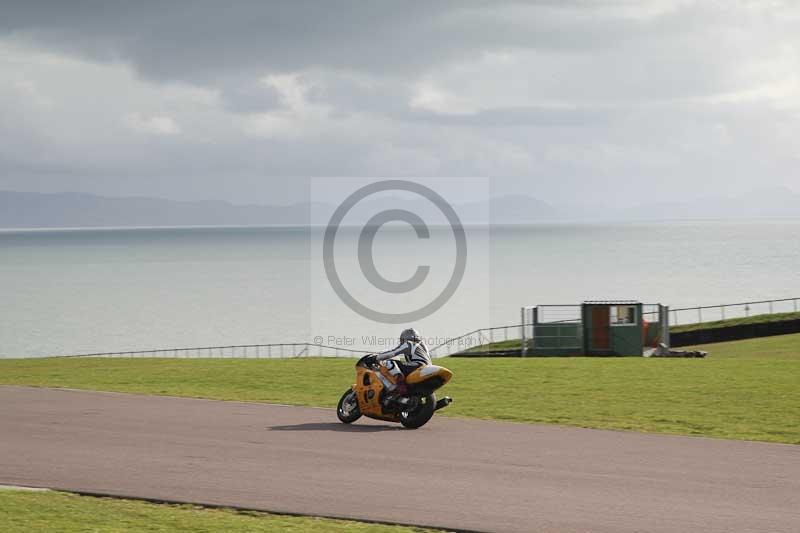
[57,335,515,359]
[60,343,371,359]
[428,324,523,357]
[431,297,799,357]
[31,296,800,359]
[524,305,583,355]
[642,297,799,326]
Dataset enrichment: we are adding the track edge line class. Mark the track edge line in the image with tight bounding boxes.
[5,484,488,533]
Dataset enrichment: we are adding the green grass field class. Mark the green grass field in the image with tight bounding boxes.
[0,489,436,533]
[1,333,799,443]
[459,338,523,354]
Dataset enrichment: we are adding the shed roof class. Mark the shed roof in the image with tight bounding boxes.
[582,300,641,305]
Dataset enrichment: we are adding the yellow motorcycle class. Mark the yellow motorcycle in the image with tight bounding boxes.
[337,354,453,429]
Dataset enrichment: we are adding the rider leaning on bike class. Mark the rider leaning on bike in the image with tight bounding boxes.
[368,328,431,398]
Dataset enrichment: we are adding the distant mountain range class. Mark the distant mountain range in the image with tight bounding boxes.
[0,188,798,229]
[0,191,312,228]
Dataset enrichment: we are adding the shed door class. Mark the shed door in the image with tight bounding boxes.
[590,307,610,350]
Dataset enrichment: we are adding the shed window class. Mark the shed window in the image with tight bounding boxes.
[610,305,637,326]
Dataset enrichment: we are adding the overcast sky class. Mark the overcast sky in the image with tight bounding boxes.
[1,1,798,206]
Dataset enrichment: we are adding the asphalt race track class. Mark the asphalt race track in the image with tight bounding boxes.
[1,386,798,532]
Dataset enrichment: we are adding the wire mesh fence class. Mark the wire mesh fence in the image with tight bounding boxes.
[526,305,583,355]
[536,305,583,323]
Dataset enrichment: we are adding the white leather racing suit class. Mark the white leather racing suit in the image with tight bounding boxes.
[375,339,432,381]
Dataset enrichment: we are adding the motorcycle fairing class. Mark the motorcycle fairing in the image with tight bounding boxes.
[405,365,453,386]
[353,366,400,421]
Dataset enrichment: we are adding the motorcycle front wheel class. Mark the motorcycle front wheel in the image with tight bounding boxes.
[337,389,361,423]
[399,393,436,429]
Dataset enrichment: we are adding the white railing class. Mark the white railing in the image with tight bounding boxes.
[643,297,799,326]
[57,343,371,359]
[431,296,800,356]
[26,296,800,359]
[428,324,524,356]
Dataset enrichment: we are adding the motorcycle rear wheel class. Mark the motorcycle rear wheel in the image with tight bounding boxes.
[337,389,361,423]
[399,393,436,429]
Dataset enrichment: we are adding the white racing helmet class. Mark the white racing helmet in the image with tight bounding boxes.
[400,328,421,343]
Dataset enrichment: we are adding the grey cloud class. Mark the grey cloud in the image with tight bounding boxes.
[406,105,616,127]
[0,1,738,88]
[304,73,415,119]
[304,72,614,126]
[1,1,464,83]
[220,80,283,114]
[0,1,798,207]
[3,1,789,126]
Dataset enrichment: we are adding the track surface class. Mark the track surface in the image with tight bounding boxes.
[1,386,799,533]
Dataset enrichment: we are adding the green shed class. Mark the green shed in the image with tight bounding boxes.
[521,301,669,356]
[582,300,643,355]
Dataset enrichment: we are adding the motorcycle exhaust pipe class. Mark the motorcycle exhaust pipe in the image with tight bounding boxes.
[435,396,452,411]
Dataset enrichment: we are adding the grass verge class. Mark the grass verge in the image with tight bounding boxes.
[1,333,798,443]
[0,489,437,533]
[459,338,523,354]
[669,311,800,332]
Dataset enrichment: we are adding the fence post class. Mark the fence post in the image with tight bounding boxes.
[769,301,773,314]
[721,305,725,320]
[520,307,527,357]
[698,307,702,323]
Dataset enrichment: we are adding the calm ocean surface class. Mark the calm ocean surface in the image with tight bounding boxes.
[1,220,798,358]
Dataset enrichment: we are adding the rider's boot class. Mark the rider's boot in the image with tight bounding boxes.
[384,375,412,407]
[394,375,409,396]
